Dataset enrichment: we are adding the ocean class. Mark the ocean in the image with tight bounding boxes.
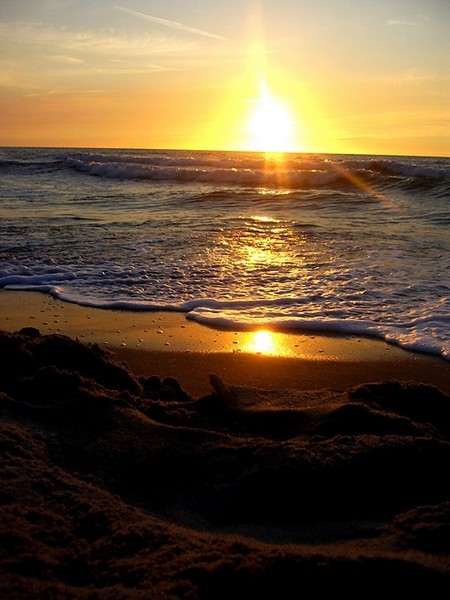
[0,147,449,359]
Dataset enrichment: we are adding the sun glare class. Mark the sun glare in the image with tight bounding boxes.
[245,330,276,354]
[246,84,297,153]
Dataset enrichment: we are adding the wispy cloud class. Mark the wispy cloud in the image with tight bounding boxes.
[48,54,85,65]
[361,70,449,86]
[0,21,196,56]
[115,6,227,41]
[0,20,190,93]
[24,89,105,98]
[387,20,418,27]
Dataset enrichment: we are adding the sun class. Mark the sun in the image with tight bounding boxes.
[246,83,297,153]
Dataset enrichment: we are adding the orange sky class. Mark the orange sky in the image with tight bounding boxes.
[1,1,449,156]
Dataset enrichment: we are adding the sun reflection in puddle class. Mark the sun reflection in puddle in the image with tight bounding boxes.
[243,329,277,355]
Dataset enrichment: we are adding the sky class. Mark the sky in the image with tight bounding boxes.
[0,0,449,156]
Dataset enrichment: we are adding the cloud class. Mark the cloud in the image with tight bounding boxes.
[24,89,105,98]
[387,20,418,26]
[0,21,196,56]
[361,70,449,86]
[48,55,85,64]
[115,6,227,41]
[0,20,189,93]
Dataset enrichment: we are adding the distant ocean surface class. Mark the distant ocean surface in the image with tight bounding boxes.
[1,147,449,359]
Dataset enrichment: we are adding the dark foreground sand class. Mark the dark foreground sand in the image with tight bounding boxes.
[1,325,450,597]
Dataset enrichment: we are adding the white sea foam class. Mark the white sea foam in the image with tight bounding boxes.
[2,265,449,360]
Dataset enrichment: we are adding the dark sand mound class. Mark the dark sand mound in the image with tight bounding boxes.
[1,329,450,597]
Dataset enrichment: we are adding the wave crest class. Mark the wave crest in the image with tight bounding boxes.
[59,151,450,193]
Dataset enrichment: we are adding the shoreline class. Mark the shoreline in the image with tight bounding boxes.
[1,289,448,396]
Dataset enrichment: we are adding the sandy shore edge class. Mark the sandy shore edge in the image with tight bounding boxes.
[1,290,448,396]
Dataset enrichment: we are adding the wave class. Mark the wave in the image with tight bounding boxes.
[57,151,450,194]
[0,156,66,176]
[66,159,345,189]
[3,149,448,194]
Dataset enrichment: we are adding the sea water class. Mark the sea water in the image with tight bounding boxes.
[0,147,449,359]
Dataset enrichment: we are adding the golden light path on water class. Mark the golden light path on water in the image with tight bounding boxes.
[236,213,294,276]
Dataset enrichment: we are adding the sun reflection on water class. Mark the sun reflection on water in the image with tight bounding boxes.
[251,215,278,223]
[237,214,292,271]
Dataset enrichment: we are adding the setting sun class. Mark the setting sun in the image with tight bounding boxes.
[246,84,297,153]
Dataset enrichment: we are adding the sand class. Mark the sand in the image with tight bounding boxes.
[1,290,450,596]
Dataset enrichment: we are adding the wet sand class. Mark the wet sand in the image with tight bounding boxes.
[1,290,449,396]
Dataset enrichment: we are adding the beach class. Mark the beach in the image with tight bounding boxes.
[2,0,449,591]
[1,289,450,596]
